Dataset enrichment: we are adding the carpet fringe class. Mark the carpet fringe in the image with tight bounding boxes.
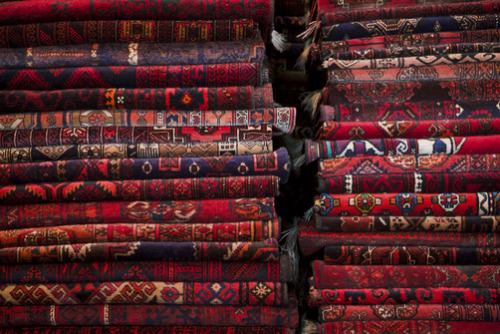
[303,11,311,25]
[280,219,299,287]
[272,30,287,52]
[302,320,317,334]
[297,21,321,41]
[281,134,305,171]
[294,44,312,72]
[300,90,322,118]
[293,154,306,169]
[281,134,304,159]
[304,207,313,221]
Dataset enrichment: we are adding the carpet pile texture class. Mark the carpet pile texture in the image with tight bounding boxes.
[0,1,299,332]
[299,0,500,332]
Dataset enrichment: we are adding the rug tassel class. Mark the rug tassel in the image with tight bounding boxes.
[303,11,311,24]
[272,30,287,52]
[293,154,306,169]
[302,320,317,334]
[304,207,314,220]
[322,58,333,68]
[294,43,312,72]
[280,223,298,254]
[281,135,305,171]
[281,134,304,157]
[297,20,321,41]
[300,90,322,118]
[280,219,299,286]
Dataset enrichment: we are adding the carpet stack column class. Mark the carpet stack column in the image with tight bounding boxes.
[297,0,500,333]
[0,1,299,333]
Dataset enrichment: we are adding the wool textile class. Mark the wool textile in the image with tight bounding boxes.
[0,64,268,89]
[1,327,295,334]
[0,0,273,41]
[0,223,282,247]
[305,136,500,162]
[0,237,289,264]
[327,63,500,84]
[324,80,500,105]
[0,141,274,163]
[317,0,478,13]
[307,320,500,334]
[317,171,500,193]
[0,148,290,184]
[0,0,297,331]
[314,192,500,216]
[0,218,279,249]
[318,101,500,122]
[324,53,500,70]
[322,14,500,42]
[316,119,500,140]
[0,246,283,284]
[0,257,291,281]
[299,0,500,329]
[321,1,500,25]
[0,281,287,306]
[0,197,277,228]
[0,239,280,261]
[0,219,279,241]
[319,154,500,175]
[0,125,272,148]
[314,215,500,233]
[0,108,296,133]
[323,245,500,265]
[317,304,500,322]
[0,85,274,112]
[300,231,500,256]
[308,287,500,306]
[0,298,299,327]
[315,30,500,61]
[312,263,500,289]
[0,41,267,69]
[0,177,280,204]
[322,43,500,61]
[0,19,261,47]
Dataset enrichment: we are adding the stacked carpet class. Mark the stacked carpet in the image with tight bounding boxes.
[0,1,299,332]
[298,0,500,333]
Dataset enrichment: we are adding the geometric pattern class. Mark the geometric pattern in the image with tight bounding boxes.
[311,262,500,289]
[0,148,289,184]
[313,192,499,216]
[0,108,296,134]
[0,197,277,229]
[0,281,287,306]
[0,300,299,327]
[11,238,280,261]
[0,0,298,331]
[0,176,280,204]
[302,0,500,331]
[0,19,260,47]
[0,0,273,42]
[308,286,500,306]
[318,304,500,322]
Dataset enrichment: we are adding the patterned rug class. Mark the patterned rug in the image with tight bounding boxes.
[0,1,299,332]
[298,0,500,332]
